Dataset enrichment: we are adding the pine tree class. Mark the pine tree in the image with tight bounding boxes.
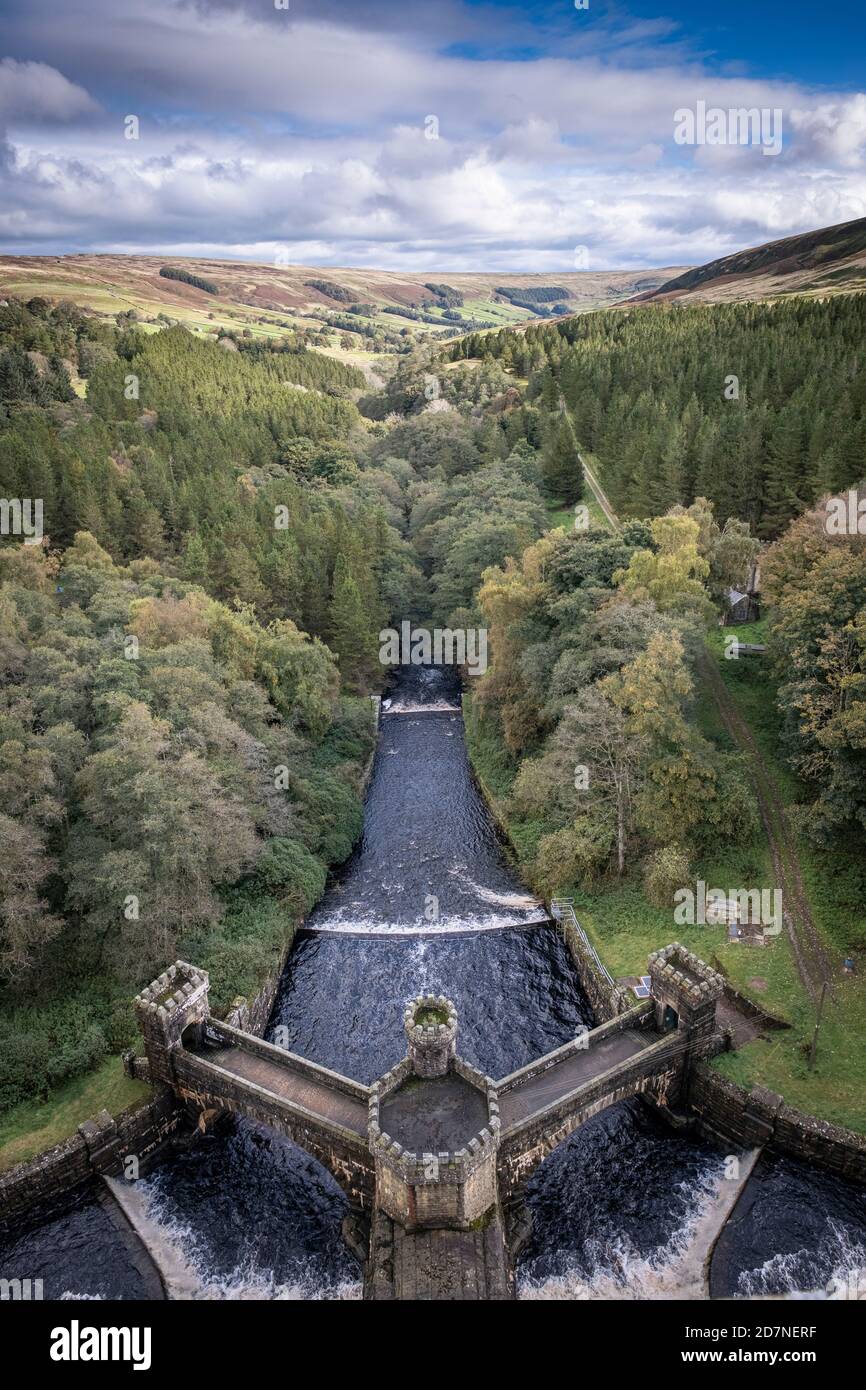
[328,552,377,689]
[543,413,584,504]
[181,533,209,584]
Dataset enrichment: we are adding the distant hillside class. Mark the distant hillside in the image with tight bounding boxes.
[0,254,687,360]
[635,216,866,305]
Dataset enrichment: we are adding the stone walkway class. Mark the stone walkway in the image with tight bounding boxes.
[498,1028,651,1129]
[203,1046,369,1136]
[365,1208,513,1300]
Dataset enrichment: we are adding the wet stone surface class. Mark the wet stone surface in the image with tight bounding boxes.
[380,1073,489,1153]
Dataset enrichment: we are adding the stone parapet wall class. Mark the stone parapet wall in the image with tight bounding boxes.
[208,1020,371,1103]
[550,905,631,1022]
[496,1003,653,1097]
[172,1049,375,1207]
[369,1117,499,1186]
[718,979,790,1032]
[369,1006,501,1230]
[453,1055,496,1093]
[687,1063,866,1184]
[369,1060,500,1187]
[0,1089,182,1231]
[0,1136,91,1231]
[497,1032,686,1200]
[648,944,725,1006]
[223,935,296,1037]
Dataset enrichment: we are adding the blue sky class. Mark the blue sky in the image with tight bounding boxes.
[0,0,863,270]
[453,0,865,86]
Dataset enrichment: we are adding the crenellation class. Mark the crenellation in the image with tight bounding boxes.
[126,947,726,1260]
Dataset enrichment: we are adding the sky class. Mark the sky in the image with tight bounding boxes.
[0,0,864,272]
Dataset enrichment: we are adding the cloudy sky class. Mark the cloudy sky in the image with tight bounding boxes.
[1,0,864,271]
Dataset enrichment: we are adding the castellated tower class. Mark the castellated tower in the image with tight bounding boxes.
[647,944,724,1059]
[404,994,458,1077]
[134,961,211,1088]
[369,994,501,1231]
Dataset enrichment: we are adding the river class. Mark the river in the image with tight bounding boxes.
[2,667,865,1300]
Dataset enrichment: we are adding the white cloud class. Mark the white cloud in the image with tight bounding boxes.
[0,57,97,121]
[0,2,862,267]
[789,95,866,169]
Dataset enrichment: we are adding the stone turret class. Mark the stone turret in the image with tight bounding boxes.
[404,994,457,1078]
[134,961,210,1087]
[370,995,500,1231]
[647,943,724,1057]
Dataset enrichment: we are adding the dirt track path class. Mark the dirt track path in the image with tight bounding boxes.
[578,450,621,532]
[569,434,831,1004]
[698,650,835,1004]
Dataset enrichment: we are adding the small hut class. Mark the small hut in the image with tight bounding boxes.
[725,561,761,625]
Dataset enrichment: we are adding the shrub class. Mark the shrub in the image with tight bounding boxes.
[295,769,363,863]
[0,992,110,1111]
[644,845,691,908]
[255,837,327,915]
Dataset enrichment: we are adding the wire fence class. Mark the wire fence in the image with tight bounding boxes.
[550,897,615,988]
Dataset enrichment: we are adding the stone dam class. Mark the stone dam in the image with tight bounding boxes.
[129,943,725,1299]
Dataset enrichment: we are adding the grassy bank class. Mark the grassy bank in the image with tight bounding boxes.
[702,627,866,1131]
[464,676,866,1134]
[546,493,610,533]
[0,1060,150,1176]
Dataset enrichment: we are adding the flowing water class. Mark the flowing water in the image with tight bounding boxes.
[3,667,865,1300]
[710,1154,866,1299]
[0,1185,155,1301]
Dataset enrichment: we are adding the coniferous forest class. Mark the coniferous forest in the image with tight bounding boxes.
[453,296,866,536]
[3,288,866,1133]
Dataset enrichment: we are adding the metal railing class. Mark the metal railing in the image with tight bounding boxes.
[550,897,615,988]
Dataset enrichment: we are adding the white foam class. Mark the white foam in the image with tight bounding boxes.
[735,1219,866,1299]
[519,1165,724,1301]
[383,702,461,715]
[447,866,543,910]
[135,1182,361,1301]
[306,909,549,936]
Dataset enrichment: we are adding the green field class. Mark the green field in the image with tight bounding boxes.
[546,491,611,535]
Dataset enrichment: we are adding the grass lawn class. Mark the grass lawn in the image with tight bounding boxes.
[0,1058,150,1175]
[699,627,866,1130]
[546,493,610,534]
[463,297,530,325]
[713,971,866,1130]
